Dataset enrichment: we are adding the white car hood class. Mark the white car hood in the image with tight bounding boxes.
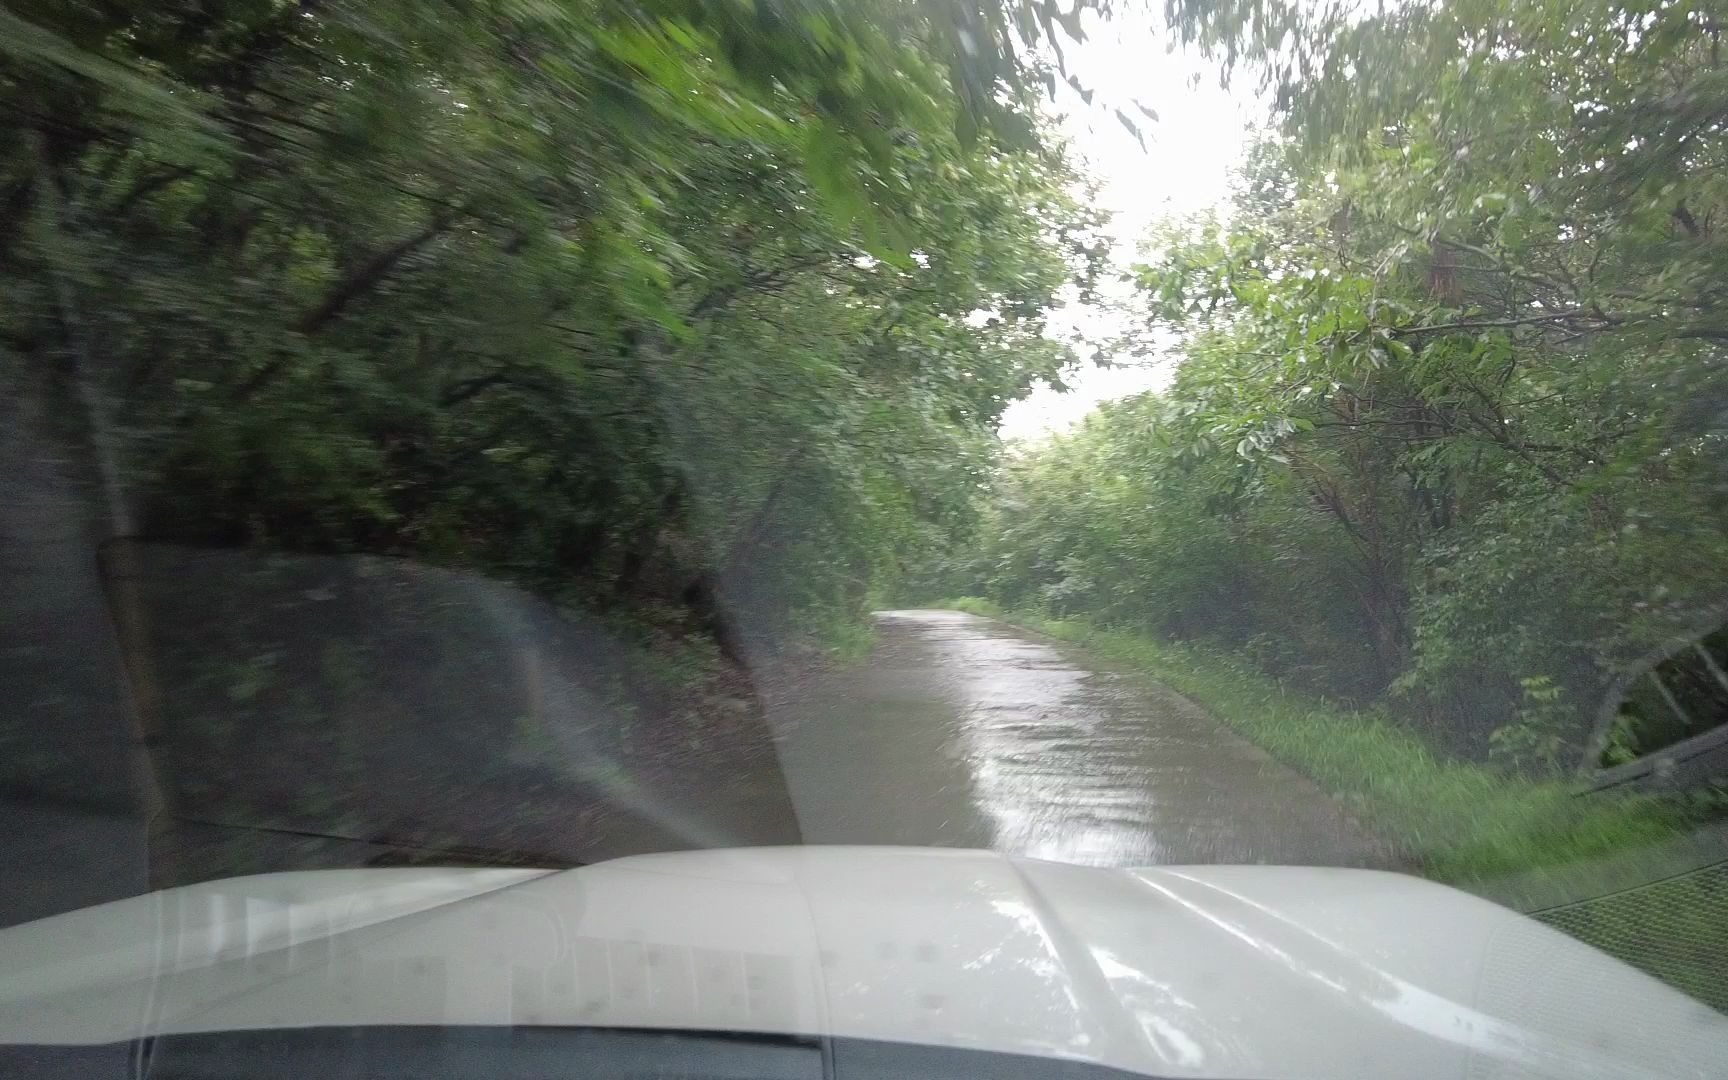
[0,846,1721,1080]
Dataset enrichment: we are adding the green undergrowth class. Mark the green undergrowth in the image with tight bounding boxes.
[820,619,880,665]
[936,598,1696,889]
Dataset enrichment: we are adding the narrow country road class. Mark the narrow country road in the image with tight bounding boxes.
[770,609,1388,867]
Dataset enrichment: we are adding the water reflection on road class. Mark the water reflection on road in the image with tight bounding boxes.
[771,610,1384,867]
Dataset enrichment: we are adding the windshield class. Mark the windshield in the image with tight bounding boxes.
[2,0,1725,1073]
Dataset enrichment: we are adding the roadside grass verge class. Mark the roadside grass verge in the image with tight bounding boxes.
[821,618,879,664]
[935,598,1696,890]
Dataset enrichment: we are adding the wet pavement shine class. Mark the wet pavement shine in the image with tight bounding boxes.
[770,610,1387,868]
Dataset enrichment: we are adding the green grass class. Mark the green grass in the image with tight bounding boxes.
[822,619,880,664]
[936,598,1695,889]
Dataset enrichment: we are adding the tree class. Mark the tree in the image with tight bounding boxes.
[0,0,1107,655]
[963,0,1728,767]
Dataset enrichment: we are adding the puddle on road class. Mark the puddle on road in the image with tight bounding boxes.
[772,610,1384,868]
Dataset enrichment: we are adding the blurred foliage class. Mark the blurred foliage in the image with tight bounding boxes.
[932,0,1728,773]
[0,0,1114,656]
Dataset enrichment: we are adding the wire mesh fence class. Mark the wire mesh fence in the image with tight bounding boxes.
[1530,860,1728,1014]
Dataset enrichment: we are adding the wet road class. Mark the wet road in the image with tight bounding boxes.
[771,610,1386,867]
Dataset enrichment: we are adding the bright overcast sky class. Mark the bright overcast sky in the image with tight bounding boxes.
[996,10,1263,440]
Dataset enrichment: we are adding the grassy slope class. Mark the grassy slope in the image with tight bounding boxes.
[936,598,1694,889]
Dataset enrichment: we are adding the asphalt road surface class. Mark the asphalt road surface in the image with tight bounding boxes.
[770,610,1388,868]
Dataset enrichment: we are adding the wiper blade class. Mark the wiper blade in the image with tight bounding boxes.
[168,814,581,870]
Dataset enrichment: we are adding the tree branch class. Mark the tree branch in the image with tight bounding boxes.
[685,252,833,320]
[1390,309,1616,338]
[294,210,459,335]
[1672,199,1703,238]
[110,166,196,217]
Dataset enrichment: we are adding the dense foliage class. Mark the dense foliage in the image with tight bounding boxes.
[10,0,1724,769]
[948,0,1728,771]
[2,0,1110,657]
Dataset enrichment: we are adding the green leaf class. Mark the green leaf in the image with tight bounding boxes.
[804,119,870,229]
